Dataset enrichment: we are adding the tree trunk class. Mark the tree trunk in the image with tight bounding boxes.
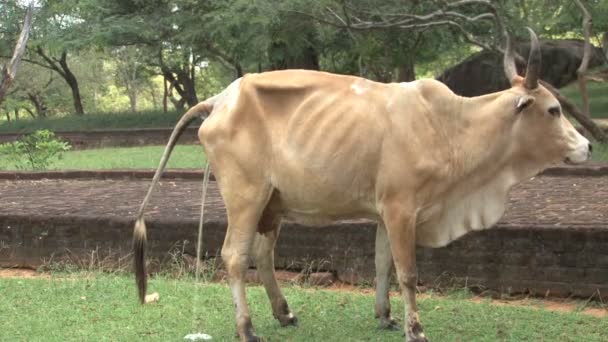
[147,82,159,110]
[24,107,36,119]
[0,5,33,106]
[5,112,10,122]
[575,0,593,119]
[602,31,608,62]
[269,41,320,71]
[59,54,85,116]
[161,65,199,108]
[130,94,137,112]
[14,109,18,121]
[27,92,47,118]
[396,59,416,82]
[126,84,137,112]
[163,76,168,113]
[169,95,187,111]
[176,69,198,106]
[35,48,85,115]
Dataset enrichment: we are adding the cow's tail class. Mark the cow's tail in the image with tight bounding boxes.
[133,100,214,304]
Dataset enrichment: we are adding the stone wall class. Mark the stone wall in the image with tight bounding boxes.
[2,214,606,300]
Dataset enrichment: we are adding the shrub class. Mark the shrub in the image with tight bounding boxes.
[0,130,72,170]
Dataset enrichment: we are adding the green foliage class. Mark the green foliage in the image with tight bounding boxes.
[2,0,607,119]
[0,130,71,170]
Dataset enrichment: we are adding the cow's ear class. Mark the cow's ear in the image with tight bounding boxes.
[515,95,535,113]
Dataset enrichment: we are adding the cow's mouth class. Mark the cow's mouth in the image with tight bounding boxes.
[564,156,588,165]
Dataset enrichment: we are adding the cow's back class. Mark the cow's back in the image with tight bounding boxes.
[200,70,415,222]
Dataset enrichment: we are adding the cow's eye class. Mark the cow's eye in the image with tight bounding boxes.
[548,106,561,117]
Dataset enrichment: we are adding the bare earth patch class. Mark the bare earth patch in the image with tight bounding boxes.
[0,268,45,279]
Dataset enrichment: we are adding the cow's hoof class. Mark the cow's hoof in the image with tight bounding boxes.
[240,332,261,342]
[405,323,427,342]
[378,317,400,331]
[277,312,298,327]
[237,319,261,342]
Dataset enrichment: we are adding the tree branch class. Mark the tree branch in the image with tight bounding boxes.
[34,46,67,79]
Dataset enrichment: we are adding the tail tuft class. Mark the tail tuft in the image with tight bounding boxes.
[133,218,147,304]
[131,99,212,305]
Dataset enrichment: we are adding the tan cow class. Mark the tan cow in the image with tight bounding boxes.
[133,29,591,342]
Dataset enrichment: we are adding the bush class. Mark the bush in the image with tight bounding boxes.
[0,130,72,170]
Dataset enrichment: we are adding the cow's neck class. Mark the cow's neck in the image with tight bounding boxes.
[439,91,518,183]
[415,90,525,247]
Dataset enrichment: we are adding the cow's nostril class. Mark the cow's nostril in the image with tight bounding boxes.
[589,144,593,153]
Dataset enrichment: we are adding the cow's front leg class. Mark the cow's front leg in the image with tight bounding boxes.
[375,222,399,330]
[382,202,427,342]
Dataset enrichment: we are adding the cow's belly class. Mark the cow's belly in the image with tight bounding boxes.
[271,170,379,226]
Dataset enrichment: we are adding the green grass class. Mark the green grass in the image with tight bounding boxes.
[593,143,608,162]
[0,110,186,134]
[0,273,606,341]
[0,145,206,170]
[561,81,608,119]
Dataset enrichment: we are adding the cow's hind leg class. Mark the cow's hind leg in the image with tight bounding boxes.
[375,222,399,330]
[252,211,298,327]
[382,200,427,342]
[221,185,273,342]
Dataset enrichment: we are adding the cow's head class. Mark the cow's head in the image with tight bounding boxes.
[503,28,591,166]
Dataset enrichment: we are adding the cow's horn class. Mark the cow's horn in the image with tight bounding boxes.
[503,30,518,85]
[524,27,541,89]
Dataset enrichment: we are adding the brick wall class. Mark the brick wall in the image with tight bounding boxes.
[0,128,200,150]
[1,214,606,299]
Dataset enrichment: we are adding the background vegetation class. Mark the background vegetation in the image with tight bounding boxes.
[1,0,607,124]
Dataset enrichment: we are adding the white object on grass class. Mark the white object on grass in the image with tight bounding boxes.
[184,333,212,341]
[144,292,160,303]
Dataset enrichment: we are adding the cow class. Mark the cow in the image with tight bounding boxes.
[133,29,591,342]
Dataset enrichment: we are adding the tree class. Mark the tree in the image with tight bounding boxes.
[113,46,152,112]
[32,47,85,115]
[0,4,33,106]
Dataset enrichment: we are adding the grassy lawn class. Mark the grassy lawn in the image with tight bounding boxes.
[561,81,608,119]
[0,145,206,170]
[0,110,186,134]
[0,273,606,342]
